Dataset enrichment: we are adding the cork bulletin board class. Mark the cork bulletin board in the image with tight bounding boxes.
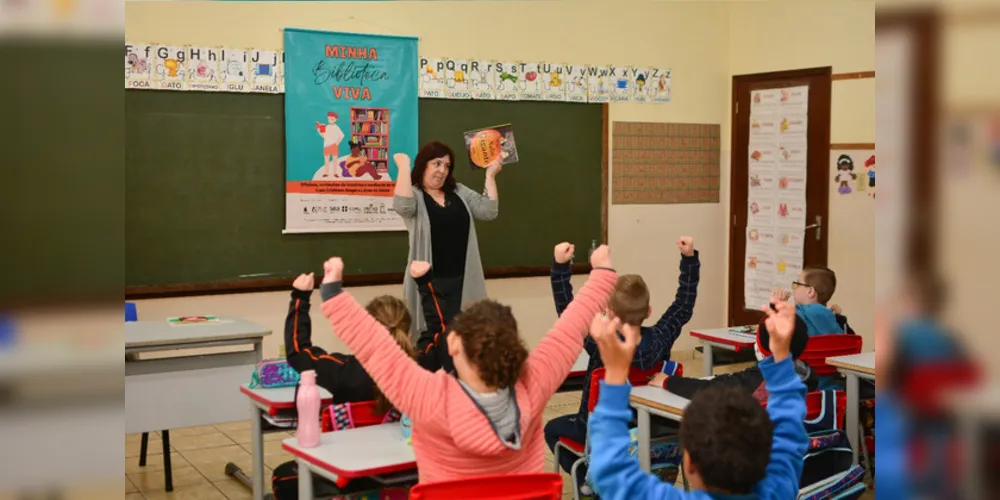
[611,122,721,204]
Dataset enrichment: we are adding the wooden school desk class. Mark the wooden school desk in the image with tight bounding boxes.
[125,317,270,490]
[239,384,333,500]
[827,352,875,465]
[282,424,417,500]
[0,342,120,495]
[629,385,691,473]
[690,327,757,375]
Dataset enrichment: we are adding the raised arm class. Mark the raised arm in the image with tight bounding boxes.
[411,261,455,372]
[455,184,499,221]
[318,258,442,421]
[755,300,808,500]
[284,273,355,389]
[524,245,617,407]
[551,242,576,317]
[392,153,417,218]
[634,238,700,370]
[484,159,500,202]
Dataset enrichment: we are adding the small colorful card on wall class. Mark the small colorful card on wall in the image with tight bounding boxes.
[464,124,519,168]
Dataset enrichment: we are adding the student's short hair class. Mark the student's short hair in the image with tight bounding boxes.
[450,300,528,389]
[802,266,837,305]
[607,274,650,326]
[680,385,773,493]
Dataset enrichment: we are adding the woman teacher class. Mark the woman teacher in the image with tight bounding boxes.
[393,141,501,335]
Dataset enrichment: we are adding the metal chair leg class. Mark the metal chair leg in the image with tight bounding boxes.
[569,458,583,500]
[138,432,149,467]
[161,430,173,492]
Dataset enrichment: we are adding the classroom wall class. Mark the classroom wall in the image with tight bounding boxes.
[728,0,876,348]
[124,0,876,359]
[125,0,732,357]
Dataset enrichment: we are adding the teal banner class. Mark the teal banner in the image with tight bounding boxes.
[283,28,418,233]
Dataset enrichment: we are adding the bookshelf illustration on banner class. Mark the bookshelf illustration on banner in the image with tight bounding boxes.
[125,43,154,89]
[444,59,473,100]
[186,46,222,92]
[610,65,631,103]
[586,66,611,103]
[220,48,250,92]
[495,61,521,101]
[153,45,188,91]
[250,49,281,93]
[519,62,543,101]
[650,68,671,103]
[540,62,567,102]
[418,57,446,98]
[631,67,650,103]
[469,60,496,100]
[565,64,588,103]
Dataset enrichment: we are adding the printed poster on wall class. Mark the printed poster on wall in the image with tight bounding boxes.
[744,84,809,309]
[283,28,418,233]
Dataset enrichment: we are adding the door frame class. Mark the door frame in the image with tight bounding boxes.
[727,66,833,326]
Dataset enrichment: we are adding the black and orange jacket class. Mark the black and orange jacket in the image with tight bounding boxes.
[285,289,374,404]
[413,270,456,373]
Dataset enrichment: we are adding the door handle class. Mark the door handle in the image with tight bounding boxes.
[803,215,822,241]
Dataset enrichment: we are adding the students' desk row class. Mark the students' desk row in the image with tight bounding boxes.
[826,352,875,466]
[691,327,757,375]
[282,424,417,500]
[125,317,270,492]
[239,384,333,500]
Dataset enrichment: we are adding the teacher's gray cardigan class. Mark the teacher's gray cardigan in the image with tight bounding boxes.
[394,184,499,336]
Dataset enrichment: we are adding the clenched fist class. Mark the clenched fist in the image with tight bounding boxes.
[677,236,695,257]
[292,273,315,291]
[410,261,431,278]
[589,244,612,270]
[393,153,411,171]
[322,257,344,284]
[554,242,575,264]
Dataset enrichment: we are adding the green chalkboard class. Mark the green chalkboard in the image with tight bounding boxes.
[125,91,603,293]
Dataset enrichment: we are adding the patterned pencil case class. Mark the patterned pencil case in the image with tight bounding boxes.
[248,358,300,389]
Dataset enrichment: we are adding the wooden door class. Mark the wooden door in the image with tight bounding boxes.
[728,67,832,326]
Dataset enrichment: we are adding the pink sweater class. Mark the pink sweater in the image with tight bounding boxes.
[321,268,617,484]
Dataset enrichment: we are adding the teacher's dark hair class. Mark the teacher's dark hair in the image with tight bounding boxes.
[412,141,457,192]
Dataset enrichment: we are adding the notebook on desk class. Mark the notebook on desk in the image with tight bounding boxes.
[727,325,757,341]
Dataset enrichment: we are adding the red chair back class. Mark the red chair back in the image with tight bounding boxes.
[901,362,980,414]
[321,400,391,432]
[409,473,563,499]
[799,334,863,376]
[586,362,670,413]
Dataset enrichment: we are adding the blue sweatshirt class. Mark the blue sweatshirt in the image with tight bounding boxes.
[873,393,910,499]
[795,303,844,336]
[588,357,807,500]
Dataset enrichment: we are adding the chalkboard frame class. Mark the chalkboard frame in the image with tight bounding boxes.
[125,103,608,299]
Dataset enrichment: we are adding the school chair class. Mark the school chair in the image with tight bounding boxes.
[127,302,175,492]
[553,361,681,500]
[797,334,864,377]
[409,473,563,499]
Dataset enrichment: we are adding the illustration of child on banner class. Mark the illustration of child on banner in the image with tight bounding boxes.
[283,29,418,233]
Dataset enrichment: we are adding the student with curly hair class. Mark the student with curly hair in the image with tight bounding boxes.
[314,245,618,483]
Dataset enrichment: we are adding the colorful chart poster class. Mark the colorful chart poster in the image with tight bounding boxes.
[444,59,473,100]
[469,60,496,100]
[152,45,187,91]
[125,43,154,89]
[418,57,446,98]
[540,62,567,102]
[631,66,651,103]
[610,65,631,102]
[745,84,810,308]
[587,65,611,103]
[650,68,671,103]
[219,48,249,92]
[519,62,543,100]
[565,64,588,103]
[186,46,222,92]
[283,29,418,233]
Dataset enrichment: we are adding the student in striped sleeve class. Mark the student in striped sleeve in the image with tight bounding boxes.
[544,237,701,493]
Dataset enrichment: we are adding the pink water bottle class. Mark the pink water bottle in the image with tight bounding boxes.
[296,370,321,448]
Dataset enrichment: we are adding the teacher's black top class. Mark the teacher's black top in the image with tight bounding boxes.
[424,190,470,278]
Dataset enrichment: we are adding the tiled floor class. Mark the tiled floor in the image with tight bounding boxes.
[124,358,874,499]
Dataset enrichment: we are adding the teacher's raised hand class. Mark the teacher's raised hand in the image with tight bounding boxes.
[485,157,502,178]
[393,153,411,172]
